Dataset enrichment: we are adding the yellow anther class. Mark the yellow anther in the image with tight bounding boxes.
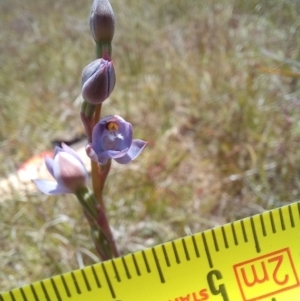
[106,121,119,131]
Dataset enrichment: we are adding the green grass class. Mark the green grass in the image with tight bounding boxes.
[1,0,300,292]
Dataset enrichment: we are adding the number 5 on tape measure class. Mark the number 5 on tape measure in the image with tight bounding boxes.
[1,202,300,301]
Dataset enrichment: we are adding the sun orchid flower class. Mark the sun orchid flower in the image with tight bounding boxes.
[86,115,147,165]
[81,58,116,105]
[90,0,115,44]
[33,143,88,195]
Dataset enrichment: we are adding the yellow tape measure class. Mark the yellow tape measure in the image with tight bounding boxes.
[1,201,300,301]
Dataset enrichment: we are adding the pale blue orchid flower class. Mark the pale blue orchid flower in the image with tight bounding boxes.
[86,115,147,165]
[33,143,88,195]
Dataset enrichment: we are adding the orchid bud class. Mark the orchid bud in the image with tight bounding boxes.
[81,58,116,104]
[90,0,115,44]
[33,144,88,195]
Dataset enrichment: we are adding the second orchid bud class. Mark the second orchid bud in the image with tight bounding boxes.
[90,0,115,44]
[81,58,116,105]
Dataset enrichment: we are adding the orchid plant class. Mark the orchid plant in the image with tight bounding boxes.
[33,0,147,261]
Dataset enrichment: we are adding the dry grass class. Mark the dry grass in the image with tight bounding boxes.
[1,0,300,292]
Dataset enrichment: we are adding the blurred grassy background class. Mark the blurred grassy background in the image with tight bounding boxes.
[1,0,300,292]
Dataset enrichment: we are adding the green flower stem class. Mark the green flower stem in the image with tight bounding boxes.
[91,103,106,209]
[96,42,112,59]
[81,100,96,119]
[75,186,120,260]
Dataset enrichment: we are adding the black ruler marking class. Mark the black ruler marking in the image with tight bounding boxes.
[181,238,190,261]
[192,235,200,258]
[91,265,101,288]
[269,211,276,233]
[60,275,71,297]
[241,220,248,242]
[122,257,131,279]
[40,281,51,301]
[142,251,151,273]
[297,202,300,218]
[231,223,238,245]
[20,288,28,301]
[30,285,39,301]
[221,226,229,249]
[101,264,116,299]
[172,241,180,264]
[131,253,141,276]
[288,205,295,228]
[0,294,3,301]
[201,232,213,268]
[260,214,267,236]
[9,291,16,301]
[81,269,91,291]
[161,244,171,267]
[212,229,219,251]
[71,272,81,295]
[271,298,276,301]
[279,208,285,231]
[151,248,165,283]
[111,260,121,282]
[50,278,62,301]
[250,217,261,253]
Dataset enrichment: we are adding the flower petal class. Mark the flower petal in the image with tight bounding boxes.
[61,143,85,166]
[33,180,71,195]
[54,152,88,191]
[91,117,111,153]
[86,144,99,162]
[115,139,147,164]
[54,146,63,157]
[45,157,55,178]
[116,118,132,149]
[97,149,128,164]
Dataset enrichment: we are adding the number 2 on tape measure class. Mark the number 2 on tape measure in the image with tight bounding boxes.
[1,202,300,301]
